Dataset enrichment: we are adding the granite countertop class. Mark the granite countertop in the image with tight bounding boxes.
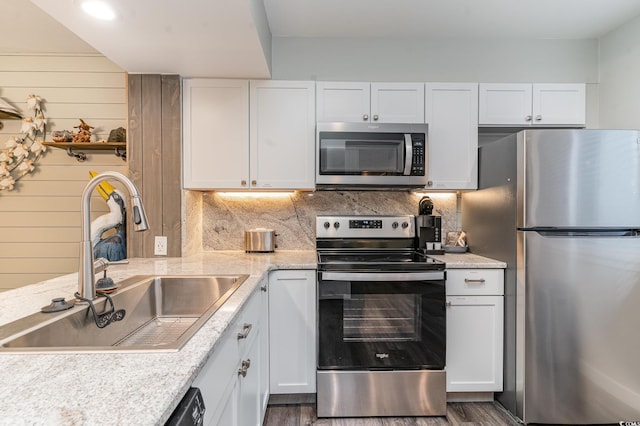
[0,249,503,425]
[0,250,316,426]
[429,252,507,269]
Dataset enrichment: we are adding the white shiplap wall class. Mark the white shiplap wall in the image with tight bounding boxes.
[0,53,127,291]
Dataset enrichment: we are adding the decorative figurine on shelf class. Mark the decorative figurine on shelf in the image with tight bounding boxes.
[90,171,127,261]
[107,127,126,142]
[52,130,72,142]
[71,119,94,143]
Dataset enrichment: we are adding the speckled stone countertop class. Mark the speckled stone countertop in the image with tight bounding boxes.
[429,252,507,269]
[0,251,316,426]
[0,249,503,425]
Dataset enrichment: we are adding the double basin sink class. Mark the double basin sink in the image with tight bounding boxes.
[0,274,248,353]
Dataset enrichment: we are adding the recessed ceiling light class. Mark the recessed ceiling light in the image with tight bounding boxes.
[81,1,116,20]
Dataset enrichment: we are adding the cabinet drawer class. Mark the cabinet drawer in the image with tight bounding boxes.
[446,269,503,295]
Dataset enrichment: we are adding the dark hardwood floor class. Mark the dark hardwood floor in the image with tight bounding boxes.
[264,402,520,426]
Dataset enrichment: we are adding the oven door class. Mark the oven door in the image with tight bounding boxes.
[317,270,445,370]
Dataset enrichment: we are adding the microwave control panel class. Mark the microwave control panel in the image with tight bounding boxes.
[411,136,426,176]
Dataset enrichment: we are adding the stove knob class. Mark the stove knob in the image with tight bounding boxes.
[333,222,340,229]
[323,221,330,229]
[402,222,409,229]
[392,222,399,229]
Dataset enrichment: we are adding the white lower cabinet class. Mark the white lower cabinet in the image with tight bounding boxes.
[268,270,316,394]
[446,269,504,393]
[193,282,267,426]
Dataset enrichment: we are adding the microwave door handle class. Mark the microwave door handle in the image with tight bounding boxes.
[403,134,412,175]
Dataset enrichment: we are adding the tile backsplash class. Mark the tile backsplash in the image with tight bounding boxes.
[189,191,459,251]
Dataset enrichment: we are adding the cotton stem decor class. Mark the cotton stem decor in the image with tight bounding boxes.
[0,95,47,191]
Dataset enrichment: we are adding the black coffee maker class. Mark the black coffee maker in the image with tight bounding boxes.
[416,196,443,254]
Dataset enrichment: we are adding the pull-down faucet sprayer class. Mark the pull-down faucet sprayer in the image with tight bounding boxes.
[78,171,149,300]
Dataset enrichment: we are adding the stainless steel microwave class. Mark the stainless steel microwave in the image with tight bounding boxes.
[316,122,428,189]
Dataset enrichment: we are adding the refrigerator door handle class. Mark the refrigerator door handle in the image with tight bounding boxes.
[520,228,640,237]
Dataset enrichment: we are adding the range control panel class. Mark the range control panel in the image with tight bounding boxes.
[316,215,415,239]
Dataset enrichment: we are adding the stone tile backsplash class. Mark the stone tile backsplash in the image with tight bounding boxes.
[196,191,459,251]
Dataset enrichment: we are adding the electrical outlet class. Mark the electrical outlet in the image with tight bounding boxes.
[154,236,168,256]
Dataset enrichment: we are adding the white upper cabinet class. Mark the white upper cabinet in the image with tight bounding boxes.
[316,82,370,122]
[317,82,424,123]
[479,83,585,127]
[425,83,478,190]
[183,79,315,190]
[250,80,316,190]
[183,79,249,189]
[370,83,425,123]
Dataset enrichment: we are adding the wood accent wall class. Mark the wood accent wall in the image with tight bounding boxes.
[0,53,127,291]
[127,75,181,257]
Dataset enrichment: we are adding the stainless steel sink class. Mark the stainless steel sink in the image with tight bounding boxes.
[0,275,248,353]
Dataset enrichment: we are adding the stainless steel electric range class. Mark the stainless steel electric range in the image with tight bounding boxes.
[315,215,447,418]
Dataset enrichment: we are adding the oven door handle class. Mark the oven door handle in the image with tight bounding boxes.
[320,271,445,282]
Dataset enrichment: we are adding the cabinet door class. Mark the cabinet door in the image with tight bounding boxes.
[425,83,478,190]
[446,295,504,392]
[250,81,316,190]
[371,83,425,123]
[316,81,370,122]
[268,270,316,394]
[478,83,532,126]
[532,83,586,126]
[237,330,261,426]
[259,280,269,418]
[183,79,249,189]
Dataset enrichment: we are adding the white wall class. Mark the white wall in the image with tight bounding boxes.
[0,54,127,290]
[272,37,599,83]
[598,15,640,129]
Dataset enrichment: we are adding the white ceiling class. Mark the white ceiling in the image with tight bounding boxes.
[4,0,640,78]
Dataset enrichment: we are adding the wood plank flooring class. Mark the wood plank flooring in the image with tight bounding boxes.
[264,402,520,426]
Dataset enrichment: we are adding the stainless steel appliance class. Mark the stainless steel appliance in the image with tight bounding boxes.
[244,228,276,252]
[462,129,640,424]
[316,215,447,418]
[316,123,427,189]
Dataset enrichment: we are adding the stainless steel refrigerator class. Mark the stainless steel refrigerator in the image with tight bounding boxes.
[462,129,640,424]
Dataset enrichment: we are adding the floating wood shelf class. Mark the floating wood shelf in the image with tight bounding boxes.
[43,142,126,162]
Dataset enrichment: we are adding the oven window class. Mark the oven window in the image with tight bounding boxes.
[318,136,405,175]
[343,294,420,342]
[317,277,446,370]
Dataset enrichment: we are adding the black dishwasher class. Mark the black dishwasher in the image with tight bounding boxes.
[165,387,205,426]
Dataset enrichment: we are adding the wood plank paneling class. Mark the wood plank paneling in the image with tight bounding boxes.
[127,74,182,258]
[141,75,163,257]
[0,71,125,88]
[1,87,126,104]
[127,74,144,257]
[0,54,127,290]
[161,75,182,257]
[0,274,64,291]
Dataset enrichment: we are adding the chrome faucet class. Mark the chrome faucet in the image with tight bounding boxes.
[78,171,149,300]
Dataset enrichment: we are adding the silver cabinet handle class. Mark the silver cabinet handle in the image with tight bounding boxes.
[363,114,369,121]
[535,115,542,121]
[260,284,267,292]
[446,301,452,307]
[464,278,486,284]
[237,323,252,339]
[373,114,379,121]
[241,180,247,187]
[251,179,257,186]
[238,358,251,377]
[427,181,433,187]
[525,115,532,121]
